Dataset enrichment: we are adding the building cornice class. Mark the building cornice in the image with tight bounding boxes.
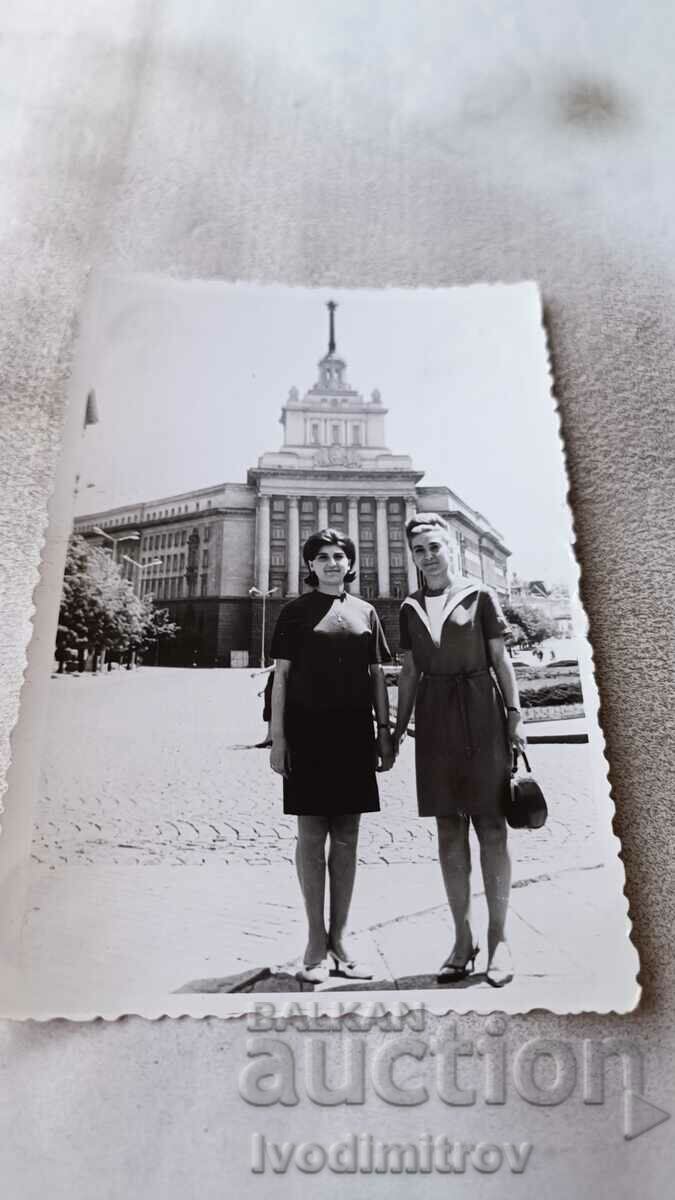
[447,509,511,556]
[248,467,424,485]
[76,503,255,533]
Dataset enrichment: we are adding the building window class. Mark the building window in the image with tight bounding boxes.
[202,550,209,568]
[301,498,314,513]
[271,524,286,540]
[196,502,199,511]
[389,526,403,542]
[200,574,208,597]
[361,526,374,542]
[272,498,286,514]
[361,552,375,569]
[173,554,178,571]
[331,423,340,443]
[301,526,313,541]
[362,580,376,599]
[207,500,211,508]
[161,534,166,548]
[331,500,344,515]
[352,425,362,445]
[311,423,320,444]
[204,525,210,542]
[181,530,187,545]
[271,551,285,567]
[388,498,402,513]
[171,508,175,515]
[360,499,373,514]
[180,553,185,570]
[390,552,404,568]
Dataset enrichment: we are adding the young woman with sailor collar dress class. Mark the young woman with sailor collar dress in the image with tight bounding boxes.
[393,513,527,988]
[269,528,394,985]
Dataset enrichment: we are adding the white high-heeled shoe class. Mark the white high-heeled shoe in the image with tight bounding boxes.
[297,958,331,984]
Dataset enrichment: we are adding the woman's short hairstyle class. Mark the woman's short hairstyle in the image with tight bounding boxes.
[302,527,357,587]
[405,512,451,547]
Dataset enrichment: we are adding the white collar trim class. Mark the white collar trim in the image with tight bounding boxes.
[402,584,480,642]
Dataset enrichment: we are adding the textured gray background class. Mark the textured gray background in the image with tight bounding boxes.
[1,1,674,1195]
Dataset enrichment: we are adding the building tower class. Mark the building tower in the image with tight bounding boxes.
[248,300,422,600]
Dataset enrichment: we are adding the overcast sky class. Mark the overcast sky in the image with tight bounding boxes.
[72,274,576,584]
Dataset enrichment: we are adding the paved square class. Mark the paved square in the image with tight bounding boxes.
[34,668,605,879]
[13,666,636,1014]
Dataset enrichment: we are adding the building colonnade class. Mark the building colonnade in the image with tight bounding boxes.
[255,492,419,598]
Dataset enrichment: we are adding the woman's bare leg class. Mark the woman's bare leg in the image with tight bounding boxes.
[326,814,361,960]
[472,814,512,962]
[296,815,330,963]
[436,815,474,961]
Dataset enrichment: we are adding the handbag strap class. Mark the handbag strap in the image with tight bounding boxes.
[512,748,532,775]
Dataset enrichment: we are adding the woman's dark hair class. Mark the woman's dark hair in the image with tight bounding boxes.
[302,527,357,587]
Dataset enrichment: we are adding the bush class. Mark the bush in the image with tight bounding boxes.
[519,681,583,708]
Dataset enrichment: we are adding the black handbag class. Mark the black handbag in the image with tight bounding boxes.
[506,749,548,829]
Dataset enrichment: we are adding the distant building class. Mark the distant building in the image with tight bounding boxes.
[509,577,573,637]
[75,303,511,665]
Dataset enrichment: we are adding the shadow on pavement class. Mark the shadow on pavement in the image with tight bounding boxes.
[175,967,492,993]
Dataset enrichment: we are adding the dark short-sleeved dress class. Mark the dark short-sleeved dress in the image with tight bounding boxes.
[270,590,390,815]
[399,582,511,818]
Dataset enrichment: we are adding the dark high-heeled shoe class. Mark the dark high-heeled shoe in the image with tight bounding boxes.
[436,944,480,984]
[328,951,374,980]
[485,942,514,988]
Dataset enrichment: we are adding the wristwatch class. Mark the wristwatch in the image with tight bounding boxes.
[507,706,521,715]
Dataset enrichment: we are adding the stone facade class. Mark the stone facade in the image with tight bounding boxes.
[75,303,511,665]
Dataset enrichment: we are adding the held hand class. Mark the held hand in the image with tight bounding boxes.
[376,728,395,772]
[270,738,290,778]
[507,711,527,753]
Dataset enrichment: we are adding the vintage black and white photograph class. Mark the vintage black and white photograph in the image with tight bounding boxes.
[2,275,637,1017]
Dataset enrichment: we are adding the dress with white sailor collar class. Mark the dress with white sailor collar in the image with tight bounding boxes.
[399,582,511,818]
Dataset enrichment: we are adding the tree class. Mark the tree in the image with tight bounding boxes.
[56,536,178,670]
[134,597,179,662]
[503,602,557,646]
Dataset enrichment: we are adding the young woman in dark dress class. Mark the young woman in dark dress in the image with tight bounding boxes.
[269,528,394,984]
[393,513,526,987]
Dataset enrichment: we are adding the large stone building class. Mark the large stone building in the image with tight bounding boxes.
[75,303,511,665]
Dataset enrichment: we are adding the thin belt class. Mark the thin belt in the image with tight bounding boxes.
[419,667,494,758]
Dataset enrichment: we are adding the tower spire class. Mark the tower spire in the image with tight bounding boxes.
[327,300,337,354]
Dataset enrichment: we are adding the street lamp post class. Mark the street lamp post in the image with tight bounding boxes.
[248,586,279,667]
[119,556,162,669]
[92,526,140,567]
[122,555,162,597]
